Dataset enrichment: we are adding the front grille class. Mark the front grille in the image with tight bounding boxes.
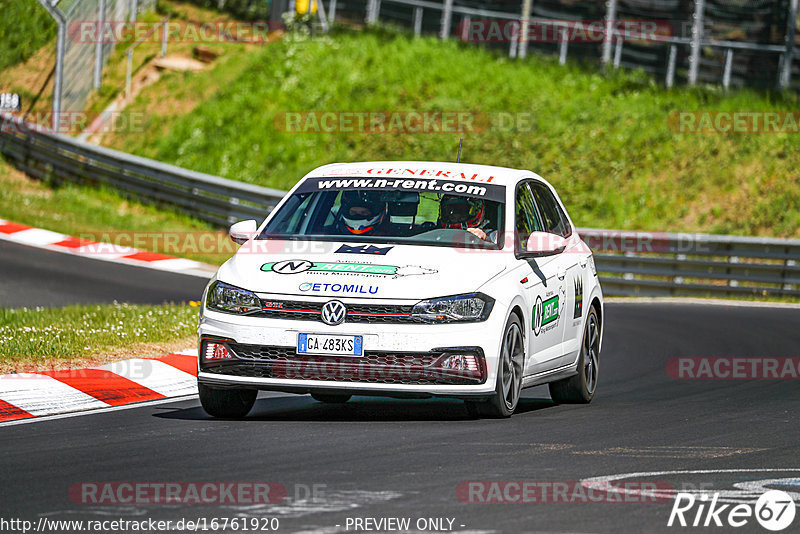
[201,343,484,385]
[258,299,419,324]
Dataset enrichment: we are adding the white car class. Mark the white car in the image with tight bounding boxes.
[197,162,603,418]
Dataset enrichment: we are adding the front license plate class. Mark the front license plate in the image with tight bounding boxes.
[297,333,363,356]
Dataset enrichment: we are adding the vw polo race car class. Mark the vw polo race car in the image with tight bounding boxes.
[198,162,603,418]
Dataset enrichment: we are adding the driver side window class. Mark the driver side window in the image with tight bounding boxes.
[515,183,543,251]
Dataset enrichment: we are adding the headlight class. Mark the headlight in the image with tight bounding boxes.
[206,281,261,315]
[411,293,494,323]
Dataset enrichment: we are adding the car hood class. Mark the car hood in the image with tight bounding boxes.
[215,239,508,301]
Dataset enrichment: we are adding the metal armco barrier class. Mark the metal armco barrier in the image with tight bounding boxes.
[579,229,800,299]
[0,113,284,228]
[1,112,798,298]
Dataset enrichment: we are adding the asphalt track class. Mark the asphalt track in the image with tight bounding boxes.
[2,243,800,533]
[0,240,209,307]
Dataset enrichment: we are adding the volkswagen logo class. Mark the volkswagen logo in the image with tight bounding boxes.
[321,300,347,325]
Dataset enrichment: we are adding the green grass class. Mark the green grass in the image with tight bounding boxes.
[0,302,198,372]
[0,156,231,265]
[0,0,55,72]
[105,27,800,238]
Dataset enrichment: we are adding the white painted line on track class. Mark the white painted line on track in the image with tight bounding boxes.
[139,258,205,272]
[582,468,800,505]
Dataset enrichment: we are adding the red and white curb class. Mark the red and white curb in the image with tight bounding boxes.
[0,219,215,278]
[0,350,198,423]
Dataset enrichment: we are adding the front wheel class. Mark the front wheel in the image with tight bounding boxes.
[466,314,524,418]
[198,382,257,418]
[549,307,599,404]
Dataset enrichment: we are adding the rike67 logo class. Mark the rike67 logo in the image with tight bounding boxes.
[669,490,796,531]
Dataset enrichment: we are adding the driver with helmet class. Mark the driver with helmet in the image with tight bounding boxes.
[438,195,495,242]
[338,191,390,235]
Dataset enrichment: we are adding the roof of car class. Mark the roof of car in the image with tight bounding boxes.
[304,161,536,186]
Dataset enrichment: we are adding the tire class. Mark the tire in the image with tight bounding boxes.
[549,306,599,404]
[465,314,524,418]
[198,382,257,418]
[311,393,352,404]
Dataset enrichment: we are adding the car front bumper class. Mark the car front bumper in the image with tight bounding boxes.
[197,306,505,398]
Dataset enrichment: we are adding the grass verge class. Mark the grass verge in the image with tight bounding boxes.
[0,302,199,373]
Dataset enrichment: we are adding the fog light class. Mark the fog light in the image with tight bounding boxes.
[204,341,232,360]
[440,354,479,374]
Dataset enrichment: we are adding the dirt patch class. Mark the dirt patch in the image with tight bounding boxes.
[86,53,210,144]
[153,54,207,71]
[0,337,196,374]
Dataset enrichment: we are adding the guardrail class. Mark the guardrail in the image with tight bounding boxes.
[1,112,798,298]
[579,229,800,299]
[0,113,284,228]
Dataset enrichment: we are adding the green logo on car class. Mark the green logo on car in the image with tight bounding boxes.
[260,259,439,278]
[534,295,560,336]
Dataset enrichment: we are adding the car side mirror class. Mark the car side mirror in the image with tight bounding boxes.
[524,231,566,257]
[229,220,257,245]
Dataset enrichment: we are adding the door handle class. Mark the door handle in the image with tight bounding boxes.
[557,268,566,280]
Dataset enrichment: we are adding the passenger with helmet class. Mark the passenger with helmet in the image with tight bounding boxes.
[438,195,495,242]
[338,191,390,236]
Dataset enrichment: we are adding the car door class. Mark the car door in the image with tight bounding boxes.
[529,181,584,368]
[515,181,567,376]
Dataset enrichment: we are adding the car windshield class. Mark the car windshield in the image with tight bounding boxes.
[259,176,505,249]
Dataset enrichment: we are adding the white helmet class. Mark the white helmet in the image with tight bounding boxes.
[340,191,387,235]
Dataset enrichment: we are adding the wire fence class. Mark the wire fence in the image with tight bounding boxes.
[32,0,798,127]
[323,0,799,92]
[34,0,156,129]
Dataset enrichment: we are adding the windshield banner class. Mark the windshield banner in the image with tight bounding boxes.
[296,176,505,202]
